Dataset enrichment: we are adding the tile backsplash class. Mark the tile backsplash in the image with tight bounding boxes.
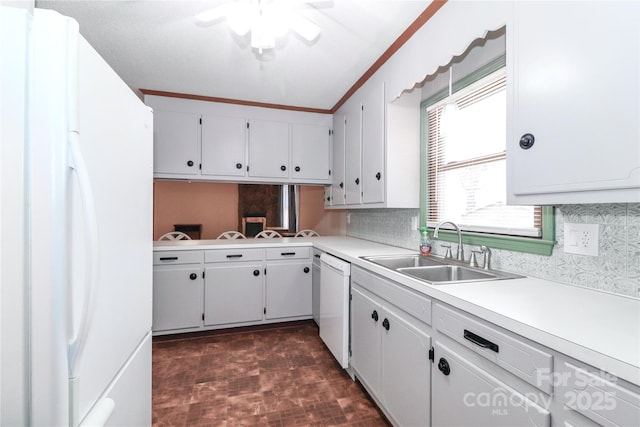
[346,204,640,298]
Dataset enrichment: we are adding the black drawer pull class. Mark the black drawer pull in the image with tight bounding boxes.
[314,254,321,258]
[281,252,296,256]
[226,254,243,259]
[159,257,178,261]
[464,329,499,353]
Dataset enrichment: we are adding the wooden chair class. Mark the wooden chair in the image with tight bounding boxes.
[255,230,282,239]
[158,231,192,241]
[217,231,246,240]
[295,229,319,237]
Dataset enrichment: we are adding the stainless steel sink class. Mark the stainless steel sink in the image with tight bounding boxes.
[360,255,444,269]
[361,254,523,285]
[397,265,497,283]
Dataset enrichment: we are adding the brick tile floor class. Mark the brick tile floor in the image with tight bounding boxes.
[152,321,390,427]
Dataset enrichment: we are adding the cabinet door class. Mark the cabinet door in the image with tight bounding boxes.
[153,110,200,176]
[331,114,346,205]
[265,262,312,319]
[291,123,330,181]
[344,102,362,205]
[432,341,550,427]
[381,307,431,427]
[361,82,385,204]
[248,119,290,179]
[508,1,640,203]
[204,264,263,325]
[312,260,321,324]
[350,287,382,396]
[152,265,202,331]
[201,115,246,177]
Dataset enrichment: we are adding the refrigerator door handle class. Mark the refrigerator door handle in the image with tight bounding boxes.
[67,131,100,379]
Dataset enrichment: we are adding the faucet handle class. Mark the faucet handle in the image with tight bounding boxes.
[441,244,452,259]
[469,250,482,268]
[480,246,491,270]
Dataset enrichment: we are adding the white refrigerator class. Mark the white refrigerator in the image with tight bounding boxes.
[1,6,153,426]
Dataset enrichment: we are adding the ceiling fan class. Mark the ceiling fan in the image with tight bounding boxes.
[195,0,329,54]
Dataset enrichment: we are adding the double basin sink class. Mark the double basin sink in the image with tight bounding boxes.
[361,254,522,285]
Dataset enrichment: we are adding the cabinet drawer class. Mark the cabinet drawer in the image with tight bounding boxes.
[352,266,431,325]
[153,251,203,265]
[557,361,640,427]
[266,247,310,261]
[205,248,264,263]
[434,303,553,394]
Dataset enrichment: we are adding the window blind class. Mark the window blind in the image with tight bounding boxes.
[425,69,542,237]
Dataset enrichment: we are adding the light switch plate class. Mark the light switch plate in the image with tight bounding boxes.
[564,223,599,256]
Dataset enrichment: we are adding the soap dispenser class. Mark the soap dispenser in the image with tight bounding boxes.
[420,226,432,257]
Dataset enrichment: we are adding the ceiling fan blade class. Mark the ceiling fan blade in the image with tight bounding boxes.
[286,12,320,41]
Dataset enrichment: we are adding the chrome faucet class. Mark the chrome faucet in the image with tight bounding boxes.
[480,245,491,270]
[433,221,464,261]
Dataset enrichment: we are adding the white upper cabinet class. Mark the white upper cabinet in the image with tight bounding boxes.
[330,81,419,209]
[153,110,200,176]
[507,1,640,204]
[146,95,332,184]
[344,97,363,205]
[201,115,246,177]
[291,123,331,182]
[248,119,290,179]
[361,82,385,204]
[331,114,346,206]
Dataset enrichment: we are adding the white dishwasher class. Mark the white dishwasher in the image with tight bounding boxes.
[319,253,351,369]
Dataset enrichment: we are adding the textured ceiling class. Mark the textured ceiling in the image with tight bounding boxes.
[36,0,432,110]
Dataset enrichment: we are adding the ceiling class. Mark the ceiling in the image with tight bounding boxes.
[35,0,432,111]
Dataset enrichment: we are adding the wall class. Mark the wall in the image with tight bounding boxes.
[154,181,346,239]
[153,181,239,240]
[346,204,640,298]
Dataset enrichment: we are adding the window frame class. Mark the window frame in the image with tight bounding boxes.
[419,55,555,256]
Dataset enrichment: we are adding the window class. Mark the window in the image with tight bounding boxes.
[421,57,555,255]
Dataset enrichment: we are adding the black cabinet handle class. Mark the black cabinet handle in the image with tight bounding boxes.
[464,329,499,353]
[295,166,301,172]
[159,257,178,261]
[519,133,535,149]
[339,182,344,189]
[253,269,260,277]
[371,310,379,322]
[187,160,194,167]
[280,165,287,171]
[314,254,321,258]
[355,178,360,185]
[226,254,243,259]
[236,163,242,169]
[189,273,197,280]
[438,358,451,376]
[303,267,310,273]
[382,318,390,331]
[326,196,331,202]
[375,172,381,180]
[281,252,296,256]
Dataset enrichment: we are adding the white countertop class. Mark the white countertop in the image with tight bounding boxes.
[154,236,640,386]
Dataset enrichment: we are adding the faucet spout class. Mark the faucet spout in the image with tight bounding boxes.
[433,221,464,261]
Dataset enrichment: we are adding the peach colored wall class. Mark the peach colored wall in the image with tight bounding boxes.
[298,186,346,236]
[153,181,239,240]
[154,181,346,240]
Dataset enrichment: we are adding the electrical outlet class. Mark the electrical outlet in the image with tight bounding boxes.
[564,223,599,256]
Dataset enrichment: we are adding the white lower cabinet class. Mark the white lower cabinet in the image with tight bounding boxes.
[265,262,312,319]
[432,341,550,427]
[204,264,264,326]
[152,251,203,332]
[351,276,432,427]
[265,247,312,320]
